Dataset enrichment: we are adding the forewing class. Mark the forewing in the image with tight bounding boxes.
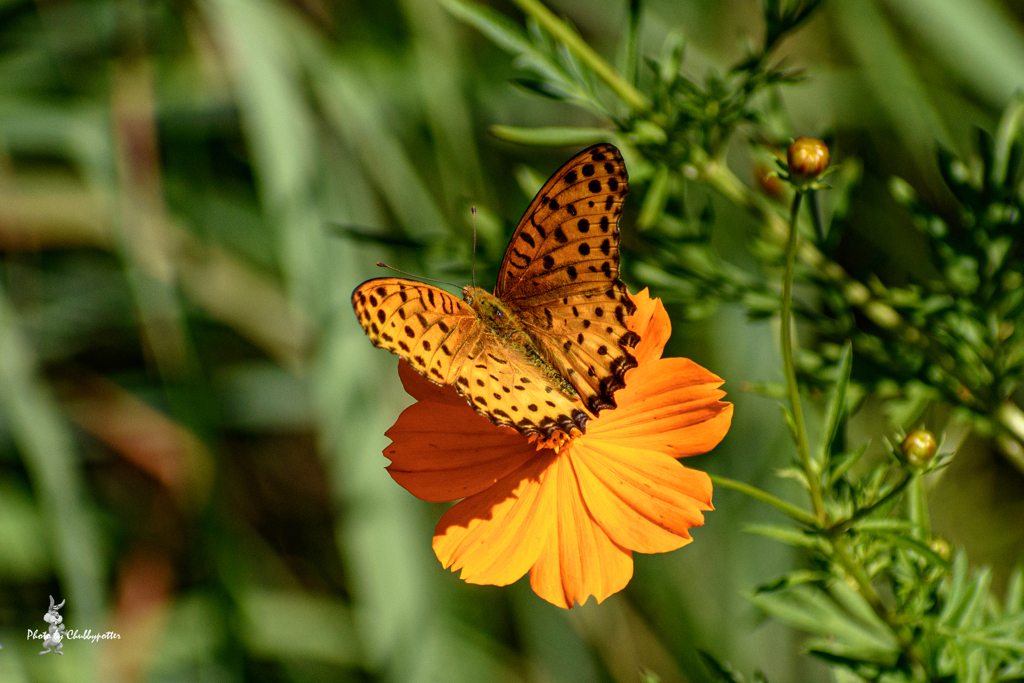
[352,278,480,384]
[352,278,588,437]
[494,143,638,414]
[496,143,629,302]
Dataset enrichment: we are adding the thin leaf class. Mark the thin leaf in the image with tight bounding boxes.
[958,568,992,630]
[616,0,642,87]
[755,570,831,594]
[637,164,671,230]
[711,476,819,526]
[992,93,1024,186]
[751,585,899,665]
[853,519,913,531]
[979,609,1024,637]
[804,643,883,677]
[959,634,1024,655]
[1007,565,1024,614]
[488,125,612,147]
[818,342,852,468]
[442,0,602,114]
[441,0,536,64]
[939,552,971,626]
[828,580,893,643]
[698,650,745,683]
[0,283,105,633]
[779,403,799,445]
[743,524,827,550]
[508,0,650,111]
[511,77,572,101]
[658,29,685,85]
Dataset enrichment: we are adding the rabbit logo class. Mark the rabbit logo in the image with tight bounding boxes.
[39,596,66,656]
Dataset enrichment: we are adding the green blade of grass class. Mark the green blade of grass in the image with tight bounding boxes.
[0,283,104,673]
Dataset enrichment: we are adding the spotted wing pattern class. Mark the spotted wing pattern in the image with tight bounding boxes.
[455,334,589,436]
[352,278,480,385]
[495,144,639,415]
[352,278,588,437]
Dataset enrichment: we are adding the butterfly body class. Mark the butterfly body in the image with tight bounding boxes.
[463,286,581,400]
[353,144,638,438]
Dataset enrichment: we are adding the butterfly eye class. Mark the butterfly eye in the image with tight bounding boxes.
[495,310,504,319]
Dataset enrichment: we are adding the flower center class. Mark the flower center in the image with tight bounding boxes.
[529,429,581,453]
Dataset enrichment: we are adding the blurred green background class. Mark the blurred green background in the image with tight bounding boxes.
[0,0,1022,681]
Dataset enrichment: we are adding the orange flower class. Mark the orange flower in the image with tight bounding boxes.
[383,289,733,608]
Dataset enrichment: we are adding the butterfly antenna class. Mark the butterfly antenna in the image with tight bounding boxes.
[471,206,478,289]
[375,262,461,290]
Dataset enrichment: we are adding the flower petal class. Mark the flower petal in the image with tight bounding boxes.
[571,440,712,554]
[590,357,733,457]
[386,362,539,502]
[433,453,556,586]
[627,288,671,365]
[528,454,633,608]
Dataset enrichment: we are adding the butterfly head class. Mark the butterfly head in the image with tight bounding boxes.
[463,286,517,331]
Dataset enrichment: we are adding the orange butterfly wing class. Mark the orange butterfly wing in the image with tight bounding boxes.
[453,333,589,435]
[495,143,639,415]
[351,278,589,436]
[352,278,480,384]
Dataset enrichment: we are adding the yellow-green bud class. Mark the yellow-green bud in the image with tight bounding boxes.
[787,137,830,180]
[902,429,937,467]
[929,537,952,561]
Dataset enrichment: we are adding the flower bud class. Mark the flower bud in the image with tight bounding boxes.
[787,137,830,180]
[902,429,937,467]
[929,537,952,562]
[754,162,785,199]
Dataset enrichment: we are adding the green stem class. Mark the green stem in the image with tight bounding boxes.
[510,0,651,112]
[709,474,818,527]
[907,470,929,539]
[782,192,825,521]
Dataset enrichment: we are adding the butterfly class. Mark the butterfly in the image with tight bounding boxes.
[351,143,639,438]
